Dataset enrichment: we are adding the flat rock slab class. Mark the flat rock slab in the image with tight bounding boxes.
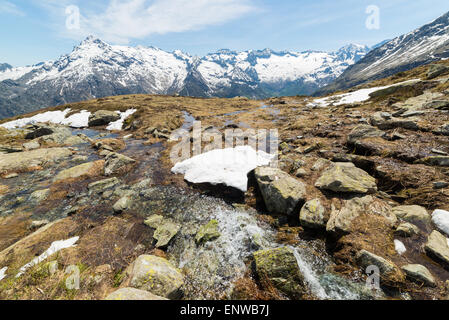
[401,264,436,287]
[425,230,449,268]
[0,148,72,173]
[315,162,377,194]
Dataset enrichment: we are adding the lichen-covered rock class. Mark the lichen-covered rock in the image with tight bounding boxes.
[315,162,377,194]
[104,152,136,176]
[88,177,120,194]
[253,247,305,299]
[144,215,164,228]
[425,231,449,268]
[370,112,420,131]
[129,255,184,299]
[401,264,436,287]
[254,166,307,215]
[153,220,180,248]
[326,196,396,234]
[88,110,121,127]
[392,205,430,224]
[53,160,104,182]
[299,199,327,229]
[105,287,168,300]
[195,220,221,245]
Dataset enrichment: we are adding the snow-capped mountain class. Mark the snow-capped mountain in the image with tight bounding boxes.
[318,11,449,95]
[0,36,369,119]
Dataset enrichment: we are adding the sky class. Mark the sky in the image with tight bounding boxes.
[1,0,449,66]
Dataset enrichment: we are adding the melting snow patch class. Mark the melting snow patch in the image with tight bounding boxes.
[310,80,420,108]
[106,109,137,131]
[432,210,449,236]
[0,109,71,129]
[16,237,79,278]
[394,240,407,255]
[171,146,275,192]
[61,110,91,128]
[0,267,7,281]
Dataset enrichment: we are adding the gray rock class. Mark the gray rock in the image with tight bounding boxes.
[105,287,168,300]
[88,177,120,193]
[420,156,449,167]
[104,152,136,176]
[144,215,164,228]
[0,148,72,173]
[24,125,54,139]
[425,231,449,268]
[153,220,181,248]
[356,250,402,278]
[29,219,50,230]
[53,161,103,182]
[254,166,307,215]
[370,112,420,131]
[22,140,40,151]
[392,205,430,224]
[88,110,121,127]
[29,188,50,202]
[434,181,449,189]
[427,64,449,80]
[326,195,396,234]
[113,196,132,213]
[347,125,384,144]
[315,162,377,194]
[401,264,436,287]
[395,222,420,237]
[295,168,308,178]
[129,255,184,299]
[253,247,305,299]
[299,199,327,229]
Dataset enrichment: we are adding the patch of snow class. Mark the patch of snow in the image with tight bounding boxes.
[432,209,449,236]
[61,110,91,128]
[16,237,79,278]
[0,267,7,281]
[171,146,275,192]
[310,79,420,107]
[106,109,137,131]
[0,109,71,129]
[0,65,38,81]
[394,240,407,255]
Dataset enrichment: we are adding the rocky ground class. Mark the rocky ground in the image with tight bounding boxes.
[1,61,449,300]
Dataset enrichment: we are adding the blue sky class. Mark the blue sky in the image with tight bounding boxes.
[1,0,449,66]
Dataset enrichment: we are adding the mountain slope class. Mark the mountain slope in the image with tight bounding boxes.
[318,11,449,95]
[0,37,369,119]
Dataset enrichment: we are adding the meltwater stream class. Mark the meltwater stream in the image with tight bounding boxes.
[156,190,380,300]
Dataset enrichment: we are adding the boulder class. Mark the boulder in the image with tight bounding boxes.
[129,255,184,299]
[53,160,104,182]
[425,231,449,268]
[153,220,181,248]
[144,215,164,228]
[88,110,120,127]
[395,222,420,237]
[113,196,132,213]
[392,205,430,224]
[0,148,72,173]
[88,177,120,194]
[420,156,449,167]
[326,195,396,234]
[299,199,327,229]
[195,220,221,245]
[105,287,168,300]
[24,125,54,139]
[253,247,305,299]
[401,264,436,287]
[347,125,384,144]
[104,152,136,176]
[315,162,377,194]
[370,112,420,131]
[356,250,404,283]
[254,167,307,215]
[427,64,449,80]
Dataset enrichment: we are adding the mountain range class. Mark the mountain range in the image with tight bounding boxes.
[318,11,449,95]
[0,39,369,119]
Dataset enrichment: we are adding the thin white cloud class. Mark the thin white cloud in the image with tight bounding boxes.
[41,0,256,43]
[0,1,25,16]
